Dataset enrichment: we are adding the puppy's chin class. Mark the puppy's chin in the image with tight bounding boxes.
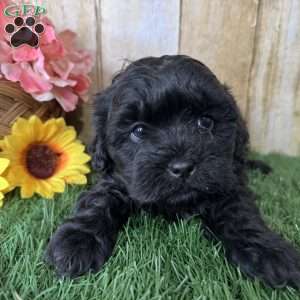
[128,182,206,206]
[162,188,201,205]
[127,173,238,206]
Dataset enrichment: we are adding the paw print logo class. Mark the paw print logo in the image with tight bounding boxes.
[5,16,45,48]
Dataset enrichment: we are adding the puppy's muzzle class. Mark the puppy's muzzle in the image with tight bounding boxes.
[167,160,195,179]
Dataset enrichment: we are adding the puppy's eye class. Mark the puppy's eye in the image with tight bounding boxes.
[130,125,145,142]
[197,117,214,131]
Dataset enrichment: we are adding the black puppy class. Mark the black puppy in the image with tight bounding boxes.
[46,55,300,288]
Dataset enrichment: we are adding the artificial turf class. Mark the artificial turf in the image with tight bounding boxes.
[0,154,300,300]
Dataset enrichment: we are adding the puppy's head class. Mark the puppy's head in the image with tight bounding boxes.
[91,55,248,204]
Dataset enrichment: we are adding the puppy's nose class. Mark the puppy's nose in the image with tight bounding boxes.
[167,161,195,179]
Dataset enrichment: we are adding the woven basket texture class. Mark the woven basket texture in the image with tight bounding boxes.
[0,80,63,137]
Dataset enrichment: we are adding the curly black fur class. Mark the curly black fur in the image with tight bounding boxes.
[46,55,300,288]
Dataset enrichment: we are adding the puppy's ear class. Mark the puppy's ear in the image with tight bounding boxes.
[223,86,249,175]
[234,115,249,164]
[89,90,112,172]
[205,80,250,168]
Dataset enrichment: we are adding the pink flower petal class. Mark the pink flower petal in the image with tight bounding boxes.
[31,91,55,102]
[53,87,79,112]
[12,45,41,62]
[59,30,77,51]
[72,74,91,95]
[40,24,57,45]
[1,62,52,94]
[0,0,11,41]
[69,51,94,76]
[1,63,22,82]
[41,39,65,60]
[0,41,13,63]
[50,77,77,88]
[19,62,53,94]
[33,49,50,80]
[50,58,75,80]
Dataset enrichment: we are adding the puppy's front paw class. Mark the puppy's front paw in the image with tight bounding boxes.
[228,244,300,289]
[45,222,113,277]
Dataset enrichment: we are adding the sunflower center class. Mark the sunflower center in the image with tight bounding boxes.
[26,144,60,179]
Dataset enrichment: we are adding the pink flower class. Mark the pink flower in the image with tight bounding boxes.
[40,17,57,45]
[0,0,10,41]
[72,74,92,96]
[0,41,12,63]
[1,61,52,93]
[0,12,93,112]
[12,46,41,62]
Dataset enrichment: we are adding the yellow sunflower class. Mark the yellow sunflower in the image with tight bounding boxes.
[0,116,91,199]
[0,158,10,207]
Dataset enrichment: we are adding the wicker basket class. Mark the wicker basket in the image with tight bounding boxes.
[0,80,64,137]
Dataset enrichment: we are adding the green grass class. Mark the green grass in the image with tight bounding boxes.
[1,154,300,300]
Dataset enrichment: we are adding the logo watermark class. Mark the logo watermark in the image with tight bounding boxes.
[4,0,47,17]
[3,1,47,48]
